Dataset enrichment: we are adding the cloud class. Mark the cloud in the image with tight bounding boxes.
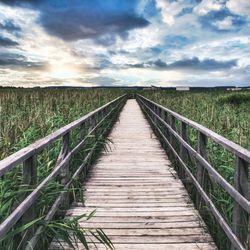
[194,0,224,16]
[198,9,246,32]
[0,19,21,33]
[87,76,120,86]
[156,0,181,25]
[0,0,149,44]
[226,0,250,20]
[126,57,237,71]
[176,7,193,17]
[164,35,196,48]
[0,35,19,47]
[0,52,46,70]
[166,57,237,70]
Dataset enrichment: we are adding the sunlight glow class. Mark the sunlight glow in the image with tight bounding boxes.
[47,65,80,79]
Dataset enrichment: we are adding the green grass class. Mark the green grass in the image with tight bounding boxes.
[1,88,249,249]
[139,89,250,249]
[0,88,126,249]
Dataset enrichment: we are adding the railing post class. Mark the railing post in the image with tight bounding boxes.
[232,156,249,250]
[79,122,87,178]
[79,122,86,141]
[57,132,70,209]
[163,111,169,140]
[170,115,176,145]
[21,154,37,246]
[153,105,157,124]
[196,131,206,211]
[179,122,187,179]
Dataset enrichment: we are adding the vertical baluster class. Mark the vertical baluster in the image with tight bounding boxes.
[153,105,157,124]
[232,156,249,250]
[79,122,86,141]
[170,115,176,145]
[22,154,37,246]
[79,122,87,178]
[57,132,70,209]
[196,131,206,211]
[164,111,169,140]
[179,122,187,179]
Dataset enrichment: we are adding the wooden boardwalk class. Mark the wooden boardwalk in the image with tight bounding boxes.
[50,99,216,249]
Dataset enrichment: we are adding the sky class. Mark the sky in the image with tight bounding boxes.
[0,0,249,88]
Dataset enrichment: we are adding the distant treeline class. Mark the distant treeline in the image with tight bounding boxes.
[0,85,249,90]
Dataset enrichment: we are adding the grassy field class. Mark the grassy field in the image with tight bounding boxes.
[0,88,126,249]
[140,90,249,150]
[0,88,126,159]
[0,88,249,249]
[139,89,250,249]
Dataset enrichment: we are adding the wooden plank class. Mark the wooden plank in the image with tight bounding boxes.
[50,242,217,250]
[66,211,198,217]
[82,202,191,208]
[80,227,207,236]
[65,215,199,223]
[76,197,190,202]
[53,235,213,244]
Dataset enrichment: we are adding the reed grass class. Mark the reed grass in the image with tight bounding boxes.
[140,89,250,249]
[0,88,125,249]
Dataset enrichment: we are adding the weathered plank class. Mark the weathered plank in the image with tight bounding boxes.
[51,242,217,250]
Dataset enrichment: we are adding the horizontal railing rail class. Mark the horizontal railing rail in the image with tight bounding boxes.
[137,94,249,250]
[0,94,127,249]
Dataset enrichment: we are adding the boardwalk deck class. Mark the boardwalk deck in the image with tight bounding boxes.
[50,99,216,249]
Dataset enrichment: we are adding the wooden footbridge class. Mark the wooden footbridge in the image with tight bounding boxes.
[0,94,249,250]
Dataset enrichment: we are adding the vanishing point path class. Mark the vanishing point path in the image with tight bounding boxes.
[50,99,216,249]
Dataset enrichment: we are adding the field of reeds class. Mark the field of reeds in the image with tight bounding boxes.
[139,89,250,249]
[0,88,126,249]
[0,88,249,249]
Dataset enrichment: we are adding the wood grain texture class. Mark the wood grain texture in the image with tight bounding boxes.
[50,99,216,250]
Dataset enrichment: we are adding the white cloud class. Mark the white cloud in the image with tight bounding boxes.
[213,16,233,30]
[156,0,182,25]
[194,0,223,16]
[226,0,250,20]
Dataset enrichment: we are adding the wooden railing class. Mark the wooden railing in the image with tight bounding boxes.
[137,94,250,250]
[0,94,127,249]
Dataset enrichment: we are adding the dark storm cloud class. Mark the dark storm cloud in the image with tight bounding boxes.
[0,53,46,70]
[0,0,149,44]
[165,57,237,70]
[39,11,149,43]
[198,9,246,32]
[126,57,237,71]
[0,19,21,33]
[0,35,19,47]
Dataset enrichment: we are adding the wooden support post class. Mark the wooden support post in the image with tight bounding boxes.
[170,115,176,146]
[164,111,169,140]
[232,156,249,250]
[21,155,37,247]
[79,122,86,141]
[57,132,70,209]
[153,105,157,124]
[79,122,87,178]
[196,131,206,211]
[179,122,187,179]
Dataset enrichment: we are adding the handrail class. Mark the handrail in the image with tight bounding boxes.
[0,95,126,176]
[137,95,250,162]
[137,94,249,250]
[0,94,127,248]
